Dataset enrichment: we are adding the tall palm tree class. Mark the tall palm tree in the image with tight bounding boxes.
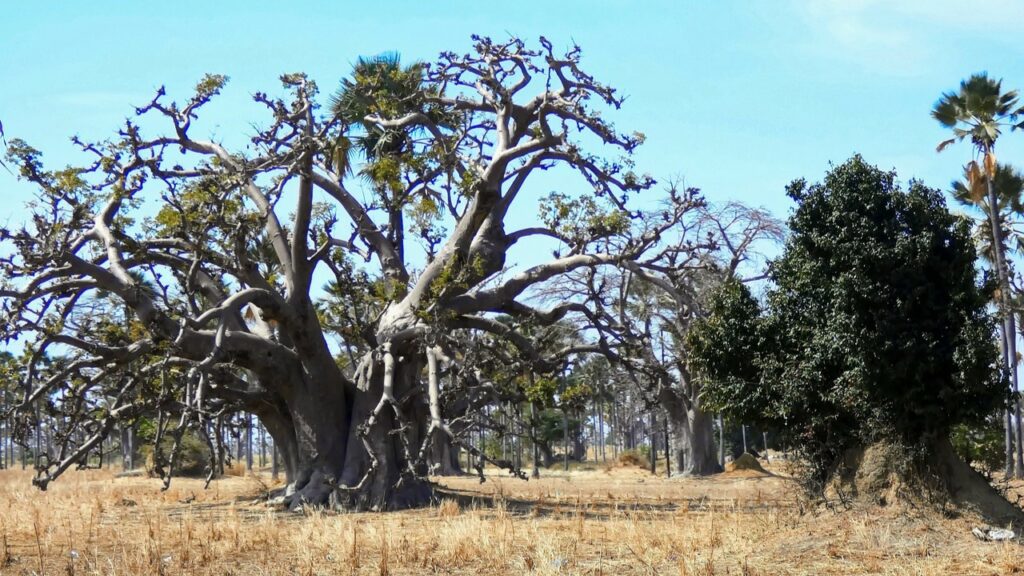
[935,73,1024,478]
[950,163,1024,261]
[329,54,448,265]
[330,53,429,161]
[951,163,1024,477]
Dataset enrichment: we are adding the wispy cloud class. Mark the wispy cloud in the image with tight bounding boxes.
[788,0,1024,76]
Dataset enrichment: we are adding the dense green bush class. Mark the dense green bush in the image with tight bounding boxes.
[692,156,1006,483]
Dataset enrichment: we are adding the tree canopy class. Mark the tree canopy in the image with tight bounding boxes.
[0,35,709,510]
[693,155,1006,482]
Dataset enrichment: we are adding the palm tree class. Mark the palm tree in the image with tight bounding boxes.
[951,163,1024,477]
[935,73,1024,478]
[950,163,1024,261]
[330,53,431,161]
[329,54,447,265]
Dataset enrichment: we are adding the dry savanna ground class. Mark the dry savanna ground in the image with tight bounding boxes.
[0,458,1022,575]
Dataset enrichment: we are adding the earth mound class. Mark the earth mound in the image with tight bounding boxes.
[826,440,1024,529]
[723,453,770,477]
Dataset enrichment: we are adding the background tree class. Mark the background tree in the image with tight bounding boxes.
[933,73,1024,477]
[694,156,1021,524]
[579,199,782,476]
[950,162,1024,477]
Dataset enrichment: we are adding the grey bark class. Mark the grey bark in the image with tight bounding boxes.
[649,412,657,474]
[562,408,569,471]
[663,416,671,477]
[246,414,253,471]
[330,347,432,511]
[1000,326,1015,477]
[662,387,722,476]
[530,399,541,478]
[983,157,1021,478]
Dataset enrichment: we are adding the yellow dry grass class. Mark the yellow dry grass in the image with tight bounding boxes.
[0,462,1020,575]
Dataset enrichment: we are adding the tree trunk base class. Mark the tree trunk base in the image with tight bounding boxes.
[331,475,436,512]
[826,440,1024,528]
[428,432,464,477]
[675,454,723,477]
[276,467,438,512]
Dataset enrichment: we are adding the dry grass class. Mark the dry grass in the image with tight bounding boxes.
[0,462,1020,575]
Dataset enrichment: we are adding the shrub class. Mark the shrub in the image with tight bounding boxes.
[617,449,649,469]
[950,417,1005,475]
[142,430,212,477]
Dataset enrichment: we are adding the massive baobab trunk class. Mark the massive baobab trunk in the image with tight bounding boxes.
[253,301,443,511]
[662,387,722,476]
[252,346,436,511]
[335,349,434,510]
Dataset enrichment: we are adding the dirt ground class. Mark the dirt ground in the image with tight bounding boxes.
[0,460,1021,575]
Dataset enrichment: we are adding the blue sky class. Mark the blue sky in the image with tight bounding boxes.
[3,0,1024,239]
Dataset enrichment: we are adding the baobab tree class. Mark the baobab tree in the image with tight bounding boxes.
[613,201,782,475]
[536,198,782,475]
[0,36,699,510]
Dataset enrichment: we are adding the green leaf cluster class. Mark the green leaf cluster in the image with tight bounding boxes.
[692,156,1005,481]
[538,192,630,246]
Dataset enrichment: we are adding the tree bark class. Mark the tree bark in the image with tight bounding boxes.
[663,417,671,477]
[330,348,433,511]
[983,158,1020,479]
[246,414,253,471]
[999,327,1015,478]
[562,408,569,471]
[428,428,463,476]
[649,412,657,475]
[530,400,540,478]
[539,442,554,468]
[661,388,722,476]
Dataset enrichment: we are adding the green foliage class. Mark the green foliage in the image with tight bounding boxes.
[523,369,594,410]
[538,192,630,246]
[331,53,429,129]
[932,72,1022,150]
[482,434,505,462]
[405,194,444,246]
[949,163,1024,263]
[525,377,559,406]
[151,177,245,238]
[328,51,454,227]
[532,408,581,445]
[694,156,1005,482]
[194,74,228,99]
[560,381,594,409]
[0,351,18,394]
[688,278,763,423]
[950,418,1005,474]
[142,430,211,478]
[420,252,487,313]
